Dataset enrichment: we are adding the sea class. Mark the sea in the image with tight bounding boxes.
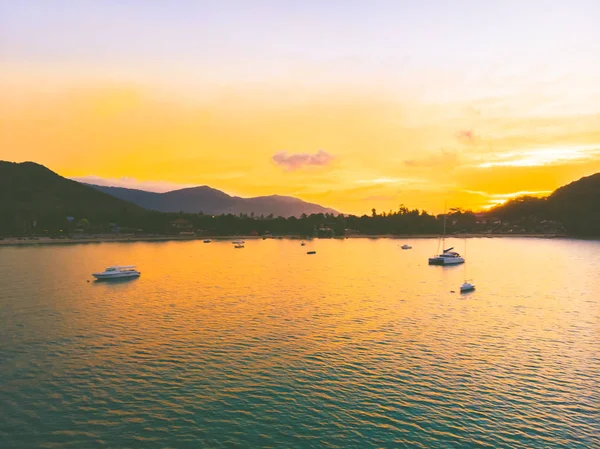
[1,237,598,448]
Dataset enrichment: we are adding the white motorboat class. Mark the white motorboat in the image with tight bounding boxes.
[460,282,475,293]
[203,239,212,243]
[92,265,140,280]
[428,247,465,265]
[401,244,412,249]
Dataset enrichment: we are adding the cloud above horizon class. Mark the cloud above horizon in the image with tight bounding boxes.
[476,145,600,168]
[456,129,481,146]
[71,175,194,193]
[356,177,426,185]
[404,150,459,168]
[272,150,334,171]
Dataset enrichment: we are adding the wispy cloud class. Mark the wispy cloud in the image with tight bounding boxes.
[272,150,334,171]
[71,176,194,193]
[404,149,459,168]
[464,189,552,198]
[362,194,397,202]
[456,129,480,145]
[356,177,407,184]
[477,145,600,168]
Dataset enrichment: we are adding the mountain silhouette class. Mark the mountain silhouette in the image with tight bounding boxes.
[87,184,338,217]
[547,172,600,236]
[488,172,600,236]
[0,161,145,234]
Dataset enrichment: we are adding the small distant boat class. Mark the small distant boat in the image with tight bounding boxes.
[460,282,475,293]
[301,241,306,246]
[460,240,474,293]
[92,265,140,280]
[203,239,212,243]
[401,244,412,250]
[307,250,316,255]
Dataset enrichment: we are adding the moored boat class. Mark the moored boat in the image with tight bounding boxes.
[459,240,474,291]
[428,247,465,265]
[429,202,465,266]
[92,265,140,280]
[460,282,475,293]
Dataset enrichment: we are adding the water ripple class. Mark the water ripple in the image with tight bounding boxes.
[1,238,599,448]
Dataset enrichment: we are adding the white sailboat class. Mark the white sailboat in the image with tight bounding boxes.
[460,239,475,293]
[429,204,464,266]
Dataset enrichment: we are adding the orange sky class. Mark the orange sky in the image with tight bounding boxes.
[2,1,600,215]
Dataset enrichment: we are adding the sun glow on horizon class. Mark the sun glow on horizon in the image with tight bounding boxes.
[477,146,600,169]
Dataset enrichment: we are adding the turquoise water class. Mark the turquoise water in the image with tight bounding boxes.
[1,238,599,448]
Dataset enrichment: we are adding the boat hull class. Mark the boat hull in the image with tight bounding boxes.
[92,272,140,280]
[460,284,475,293]
[428,257,465,265]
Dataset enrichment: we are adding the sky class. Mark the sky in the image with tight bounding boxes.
[1,0,600,214]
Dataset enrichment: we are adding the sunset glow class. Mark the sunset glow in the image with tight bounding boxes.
[2,0,600,214]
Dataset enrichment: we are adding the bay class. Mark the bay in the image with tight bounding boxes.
[1,238,599,448]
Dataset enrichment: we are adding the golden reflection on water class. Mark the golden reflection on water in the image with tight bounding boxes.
[15,239,595,367]
[1,237,599,447]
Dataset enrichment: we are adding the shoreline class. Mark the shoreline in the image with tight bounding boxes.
[0,233,575,247]
[344,233,569,239]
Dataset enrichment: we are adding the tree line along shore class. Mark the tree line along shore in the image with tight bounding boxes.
[0,233,569,247]
[1,161,598,238]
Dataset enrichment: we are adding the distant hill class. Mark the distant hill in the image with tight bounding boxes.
[87,184,338,217]
[0,161,145,234]
[547,173,600,236]
[488,172,600,236]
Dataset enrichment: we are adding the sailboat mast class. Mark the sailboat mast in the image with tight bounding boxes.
[442,201,447,250]
[464,238,467,281]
